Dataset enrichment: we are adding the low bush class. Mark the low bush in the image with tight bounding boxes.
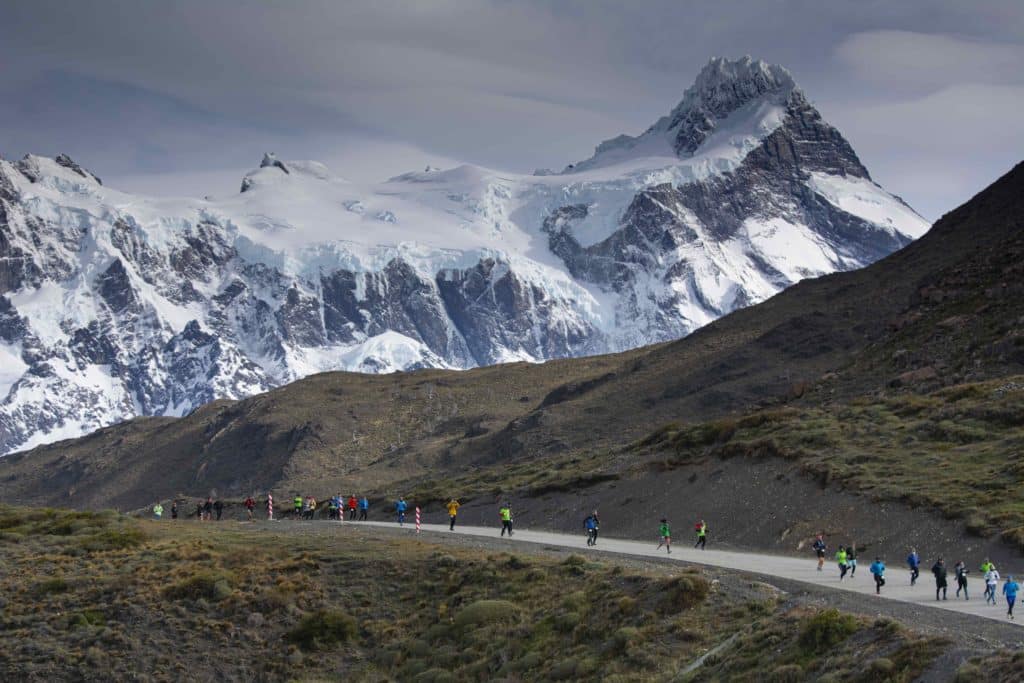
[798,609,858,654]
[452,599,520,630]
[286,609,358,651]
[163,571,234,602]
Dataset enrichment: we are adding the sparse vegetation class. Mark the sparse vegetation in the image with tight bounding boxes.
[0,504,975,681]
[636,377,1024,549]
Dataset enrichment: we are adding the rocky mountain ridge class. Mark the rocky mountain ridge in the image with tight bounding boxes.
[0,56,928,454]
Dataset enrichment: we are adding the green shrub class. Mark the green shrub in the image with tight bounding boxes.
[769,664,803,682]
[608,626,640,654]
[548,658,578,680]
[659,575,711,613]
[414,668,457,683]
[453,600,520,629]
[286,610,358,651]
[869,658,895,675]
[68,610,106,629]
[76,526,146,552]
[35,577,69,595]
[798,609,858,654]
[163,571,234,602]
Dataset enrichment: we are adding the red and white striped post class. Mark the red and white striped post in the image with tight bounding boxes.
[415,506,421,534]
[267,493,274,520]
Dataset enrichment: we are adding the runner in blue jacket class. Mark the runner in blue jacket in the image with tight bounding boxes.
[907,549,920,586]
[1003,576,1020,620]
[870,558,886,595]
[395,497,408,525]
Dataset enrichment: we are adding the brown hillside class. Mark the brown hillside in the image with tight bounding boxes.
[1,162,1022,510]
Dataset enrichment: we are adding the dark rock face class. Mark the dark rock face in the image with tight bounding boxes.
[276,286,325,347]
[437,258,596,365]
[97,259,138,314]
[54,154,102,185]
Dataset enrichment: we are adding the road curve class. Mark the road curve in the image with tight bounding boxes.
[358,520,1022,627]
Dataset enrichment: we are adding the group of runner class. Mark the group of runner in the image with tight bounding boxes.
[291,494,370,521]
[656,518,708,554]
[814,536,1020,620]
[154,492,1021,620]
[152,498,224,521]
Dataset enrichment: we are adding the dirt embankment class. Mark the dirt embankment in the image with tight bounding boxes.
[417,455,1024,574]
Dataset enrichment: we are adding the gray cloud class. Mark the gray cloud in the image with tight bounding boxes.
[2,0,1022,219]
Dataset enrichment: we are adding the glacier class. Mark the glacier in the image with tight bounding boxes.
[0,56,930,454]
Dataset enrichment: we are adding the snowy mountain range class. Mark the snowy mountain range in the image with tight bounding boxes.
[0,56,929,454]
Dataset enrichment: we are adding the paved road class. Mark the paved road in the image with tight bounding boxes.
[361,520,1021,627]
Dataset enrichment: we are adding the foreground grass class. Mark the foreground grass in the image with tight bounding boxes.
[0,506,962,682]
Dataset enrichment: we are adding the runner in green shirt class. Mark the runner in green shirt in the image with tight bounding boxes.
[499,503,513,537]
[657,519,671,554]
[836,545,849,581]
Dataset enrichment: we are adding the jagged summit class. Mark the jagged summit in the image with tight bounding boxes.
[0,55,928,455]
[13,153,103,186]
[259,152,290,174]
[568,56,799,173]
[240,155,334,192]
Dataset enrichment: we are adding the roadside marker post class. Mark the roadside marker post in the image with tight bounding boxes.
[416,507,421,534]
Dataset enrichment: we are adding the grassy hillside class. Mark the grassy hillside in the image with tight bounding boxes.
[0,506,988,682]
[0,162,1022,543]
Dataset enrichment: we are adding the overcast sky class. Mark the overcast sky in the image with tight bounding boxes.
[2,1,1022,220]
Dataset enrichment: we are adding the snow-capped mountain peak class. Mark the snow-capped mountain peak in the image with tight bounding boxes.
[568,56,797,174]
[0,56,930,454]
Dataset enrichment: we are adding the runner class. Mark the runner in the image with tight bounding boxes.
[327,495,338,520]
[986,565,1001,605]
[244,495,255,521]
[846,542,857,577]
[954,560,969,600]
[396,497,408,525]
[499,502,513,537]
[170,501,178,520]
[907,548,920,586]
[213,499,224,521]
[293,494,302,519]
[203,497,213,521]
[835,545,849,581]
[152,502,163,520]
[358,495,369,520]
[301,496,311,520]
[446,498,461,531]
[1003,575,1019,620]
[590,510,600,546]
[932,557,948,600]
[657,519,671,554]
[347,495,358,520]
[307,496,317,520]
[583,513,598,546]
[981,558,995,600]
[869,557,886,594]
[812,535,826,571]
[694,519,707,550]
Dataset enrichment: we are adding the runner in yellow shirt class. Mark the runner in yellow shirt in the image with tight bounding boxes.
[446,498,461,531]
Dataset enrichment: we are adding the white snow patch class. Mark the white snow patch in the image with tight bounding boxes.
[807,172,931,239]
[0,343,28,398]
[739,217,839,281]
